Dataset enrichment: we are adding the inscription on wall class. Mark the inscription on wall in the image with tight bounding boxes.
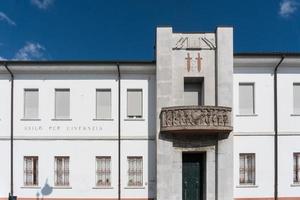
[23,125,103,132]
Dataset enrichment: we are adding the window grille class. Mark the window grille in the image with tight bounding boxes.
[239,153,255,185]
[24,156,38,186]
[294,153,300,183]
[54,156,69,186]
[128,156,143,186]
[96,156,111,186]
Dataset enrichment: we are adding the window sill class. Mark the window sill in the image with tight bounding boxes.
[93,118,114,121]
[52,186,72,189]
[124,118,145,121]
[236,114,258,117]
[21,118,41,121]
[92,186,113,189]
[291,183,300,187]
[21,186,41,189]
[291,114,300,116]
[124,186,145,189]
[236,184,258,188]
[51,118,72,121]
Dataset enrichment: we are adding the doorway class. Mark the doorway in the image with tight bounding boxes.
[182,152,206,200]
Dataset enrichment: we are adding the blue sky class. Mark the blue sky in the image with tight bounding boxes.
[0,0,300,61]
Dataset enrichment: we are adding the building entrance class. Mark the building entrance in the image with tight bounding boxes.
[182,152,206,200]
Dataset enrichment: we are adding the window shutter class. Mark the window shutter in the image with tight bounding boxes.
[127,89,142,117]
[294,84,300,114]
[24,89,39,119]
[96,89,111,119]
[239,84,254,115]
[55,89,70,119]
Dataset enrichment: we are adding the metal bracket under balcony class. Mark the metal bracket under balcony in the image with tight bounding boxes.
[160,106,233,135]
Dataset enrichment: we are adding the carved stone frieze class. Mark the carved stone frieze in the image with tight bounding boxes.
[160,106,232,134]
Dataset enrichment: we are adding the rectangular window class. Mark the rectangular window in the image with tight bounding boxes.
[24,156,38,186]
[127,156,143,186]
[184,78,203,106]
[54,156,69,186]
[24,89,39,119]
[127,89,143,118]
[239,153,255,185]
[96,156,111,186]
[293,84,300,114]
[239,83,254,115]
[55,89,70,119]
[294,153,300,183]
[96,89,112,119]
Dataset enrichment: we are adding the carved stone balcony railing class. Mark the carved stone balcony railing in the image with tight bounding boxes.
[160,106,232,135]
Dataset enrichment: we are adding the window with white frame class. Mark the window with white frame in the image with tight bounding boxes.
[54,156,69,186]
[294,153,300,184]
[127,89,143,118]
[24,156,38,186]
[293,84,300,114]
[96,156,111,186]
[239,153,255,185]
[127,156,143,186]
[24,89,39,119]
[239,83,255,115]
[55,89,70,119]
[96,89,112,119]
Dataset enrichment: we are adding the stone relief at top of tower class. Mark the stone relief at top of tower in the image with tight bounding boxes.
[172,33,216,50]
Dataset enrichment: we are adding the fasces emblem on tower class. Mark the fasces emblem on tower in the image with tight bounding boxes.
[185,53,202,72]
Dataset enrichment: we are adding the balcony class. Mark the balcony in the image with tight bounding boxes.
[160,106,232,135]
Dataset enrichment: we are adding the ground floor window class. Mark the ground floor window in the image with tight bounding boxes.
[239,153,255,185]
[54,156,69,186]
[96,156,111,186]
[127,156,143,186]
[294,153,300,183]
[24,156,38,186]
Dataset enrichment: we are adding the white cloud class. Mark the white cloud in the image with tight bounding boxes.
[279,0,298,17]
[0,12,16,26]
[14,42,46,60]
[31,0,54,9]
[0,56,7,60]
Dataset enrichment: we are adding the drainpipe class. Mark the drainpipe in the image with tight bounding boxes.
[4,62,15,199]
[117,63,121,200]
[274,55,285,200]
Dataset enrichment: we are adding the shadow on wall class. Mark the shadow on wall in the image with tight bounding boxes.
[36,179,53,200]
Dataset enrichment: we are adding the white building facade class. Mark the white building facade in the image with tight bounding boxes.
[0,27,300,200]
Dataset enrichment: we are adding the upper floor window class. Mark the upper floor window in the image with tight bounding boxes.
[127,89,143,118]
[96,156,111,187]
[184,77,203,106]
[54,156,70,186]
[294,153,300,184]
[24,156,38,186]
[239,153,255,185]
[128,156,143,187]
[239,83,255,115]
[96,89,112,119]
[293,84,300,114]
[55,89,70,119]
[24,89,39,119]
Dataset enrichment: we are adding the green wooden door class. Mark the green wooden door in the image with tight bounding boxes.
[182,153,204,200]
